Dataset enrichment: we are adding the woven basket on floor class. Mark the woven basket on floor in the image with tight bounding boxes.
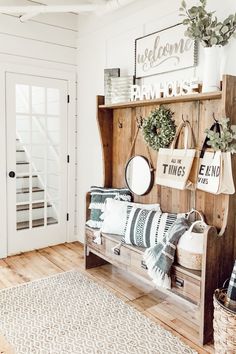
[213,288,236,354]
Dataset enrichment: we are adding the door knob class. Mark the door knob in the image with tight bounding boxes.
[9,171,15,178]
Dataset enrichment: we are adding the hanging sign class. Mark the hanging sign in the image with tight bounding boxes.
[135,24,197,79]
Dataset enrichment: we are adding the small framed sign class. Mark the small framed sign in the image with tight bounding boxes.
[135,23,197,79]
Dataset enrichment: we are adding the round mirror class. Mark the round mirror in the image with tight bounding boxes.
[125,155,154,196]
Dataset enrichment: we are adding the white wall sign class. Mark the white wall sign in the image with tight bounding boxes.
[135,24,197,79]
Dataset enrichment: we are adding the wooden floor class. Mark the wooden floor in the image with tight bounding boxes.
[0,242,215,354]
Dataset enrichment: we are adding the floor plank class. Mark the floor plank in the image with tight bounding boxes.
[38,246,75,271]
[0,334,15,354]
[0,242,215,354]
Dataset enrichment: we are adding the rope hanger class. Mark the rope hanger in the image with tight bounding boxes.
[126,116,154,170]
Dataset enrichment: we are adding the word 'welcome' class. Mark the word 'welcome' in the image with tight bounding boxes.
[137,36,193,72]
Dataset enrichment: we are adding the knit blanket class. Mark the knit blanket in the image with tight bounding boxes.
[143,218,190,289]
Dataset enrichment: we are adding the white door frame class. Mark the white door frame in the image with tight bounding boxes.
[0,63,77,258]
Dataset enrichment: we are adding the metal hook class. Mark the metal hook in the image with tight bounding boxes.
[118,119,123,129]
[213,113,218,123]
[182,114,190,126]
[136,116,143,129]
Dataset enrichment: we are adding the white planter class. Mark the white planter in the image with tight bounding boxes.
[202,46,223,93]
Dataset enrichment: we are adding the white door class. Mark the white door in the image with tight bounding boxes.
[6,73,68,255]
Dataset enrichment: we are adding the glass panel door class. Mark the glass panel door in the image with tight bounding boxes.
[7,73,68,255]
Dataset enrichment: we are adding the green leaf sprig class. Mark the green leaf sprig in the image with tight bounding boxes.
[205,118,236,153]
[180,0,236,47]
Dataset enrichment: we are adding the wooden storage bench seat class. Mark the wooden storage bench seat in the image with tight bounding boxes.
[85,226,201,306]
[85,223,218,346]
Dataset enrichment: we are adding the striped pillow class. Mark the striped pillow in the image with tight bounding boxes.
[86,186,132,229]
[123,206,185,248]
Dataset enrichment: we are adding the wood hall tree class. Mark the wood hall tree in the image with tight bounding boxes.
[85,75,236,346]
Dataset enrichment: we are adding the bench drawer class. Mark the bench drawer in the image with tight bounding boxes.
[105,237,131,266]
[130,250,148,278]
[86,230,106,254]
[170,269,201,304]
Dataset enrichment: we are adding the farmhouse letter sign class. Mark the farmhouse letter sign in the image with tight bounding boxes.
[135,24,197,79]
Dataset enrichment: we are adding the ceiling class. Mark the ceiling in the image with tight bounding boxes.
[0,0,109,6]
[0,0,134,19]
[0,0,111,18]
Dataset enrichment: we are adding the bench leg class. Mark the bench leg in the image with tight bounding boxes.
[84,245,108,269]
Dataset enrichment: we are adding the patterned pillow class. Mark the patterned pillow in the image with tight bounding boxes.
[123,206,186,248]
[86,186,132,229]
[101,198,161,236]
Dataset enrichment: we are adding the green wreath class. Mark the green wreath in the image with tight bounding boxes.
[142,106,176,151]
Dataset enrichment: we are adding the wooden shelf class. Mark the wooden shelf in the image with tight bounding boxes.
[99,91,222,109]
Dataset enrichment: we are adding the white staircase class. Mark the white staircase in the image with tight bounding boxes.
[16,140,58,230]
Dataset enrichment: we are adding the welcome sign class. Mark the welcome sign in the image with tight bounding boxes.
[135,24,197,79]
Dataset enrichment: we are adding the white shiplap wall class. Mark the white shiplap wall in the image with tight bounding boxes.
[0,12,77,68]
[0,11,78,257]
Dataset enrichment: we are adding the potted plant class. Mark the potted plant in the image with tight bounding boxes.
[180,0,236,92]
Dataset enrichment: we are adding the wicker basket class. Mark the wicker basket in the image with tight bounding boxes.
[176,248,202,270]
[176,216,206,271]
[213,288,236,354]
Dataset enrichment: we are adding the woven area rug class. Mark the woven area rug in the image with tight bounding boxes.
[0,270,197,354]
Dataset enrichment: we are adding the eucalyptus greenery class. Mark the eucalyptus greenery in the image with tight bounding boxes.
[180,0,236,47]
[142,106,176,151]
[205,118,236,153]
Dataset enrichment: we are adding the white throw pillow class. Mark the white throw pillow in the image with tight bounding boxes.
[101,198,161,236]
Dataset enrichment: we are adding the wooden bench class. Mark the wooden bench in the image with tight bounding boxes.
[85,227,202,305]
[85,76,236,345]
[85,197,220,346]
